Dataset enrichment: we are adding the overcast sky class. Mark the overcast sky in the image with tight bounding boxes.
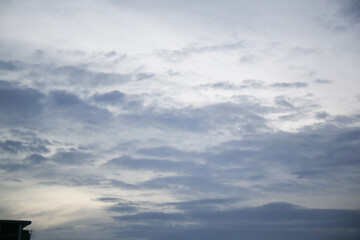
[0,0,360,239]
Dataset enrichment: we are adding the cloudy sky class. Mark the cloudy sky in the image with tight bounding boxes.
[0,0,360,239]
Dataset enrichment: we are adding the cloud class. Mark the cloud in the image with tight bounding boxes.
[48,90,113,125]
[105,199,142,213]
[0,140,28,154]
[340,0,360,24]
[95,197,121,203]
[0,139,49,154]
[289,47,316,57]
[112,202,360,240]
[336,129,360,142]
[0,83,113,139]
[24,153,48,164]
[292,170,324,179]
[104,155,198,172]
[0,162,28,172]
[210,81,238,89]
[201,80,308,91]
[48,65,130,87]
[107,204,138,213]
[108,179,138,189]
[49,90,83,107]
[36,171,137,190]
[0,1,359,239]
[0,81,45,125]
[161,198,240,211]
[119,108,209,132]
[330,114,360,127]
[86,120,358,198]
[136,146,198,160]
[315,111,330,119]
[51,149,94,165]
[204,80,265,90]
[136,72,156,81]
[92,91,126,105]
[314,79,333,84]
[161,120,353,200]
[39,173,104,187]
[0,60,23,71]
[91,90,143,110]
[2,60,132,90]
[119,102,270,133]
[140,175,244,197]
[274,96,295,108]
[271,82,308,88]
[239,54,257,63]
[157,41,245,61]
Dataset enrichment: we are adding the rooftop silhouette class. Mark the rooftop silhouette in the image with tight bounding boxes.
[0,220,32,240]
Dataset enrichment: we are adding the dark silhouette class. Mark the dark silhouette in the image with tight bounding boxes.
[0,220,31,240]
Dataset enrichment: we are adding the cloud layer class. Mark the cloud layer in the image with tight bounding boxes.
[0,0,359,239]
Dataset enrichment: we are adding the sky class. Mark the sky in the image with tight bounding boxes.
[0,0,360,239]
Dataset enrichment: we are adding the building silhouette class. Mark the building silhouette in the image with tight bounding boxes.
[0,220,31,240]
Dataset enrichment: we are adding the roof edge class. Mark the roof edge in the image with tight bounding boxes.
[0,220,32,227]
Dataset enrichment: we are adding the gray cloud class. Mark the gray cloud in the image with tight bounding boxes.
[104,155,198,172]
[47,65,130,87]
[340,0,360,24]
[103,112,360,197]
[274,96,295,108]
[39,173,104,187]
[140,175,246,197]
[0,140,28,154]
[314,79,333,84]
[91,90,143,110]
[160,198,240,211]
[92,90,126,105]
[24,153,48,164]
[0,59,132,90]
[119,101,270,133]
[49,90,83,107]
[0,139,49,154]
[201,80,308,91]
[211,123,360,184]
[107,204,138,213]
[205,79,265,90]
[95,197,121,203]
[105,199,143,213]
[315,111,330,119]
[119,108,209,132]
[0,162,28,172]
[136,72,156,81]
[271,82,308,88]
[48,90,113,125]
[136,146,198,160]
[157,41,245,61]
[1,1,359,239]
[108,179,138,190]
[0,60,23,71]
[112,202,360,240]
[37,172,137,190]
[0,81,45,125]
[51,149,94,165]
